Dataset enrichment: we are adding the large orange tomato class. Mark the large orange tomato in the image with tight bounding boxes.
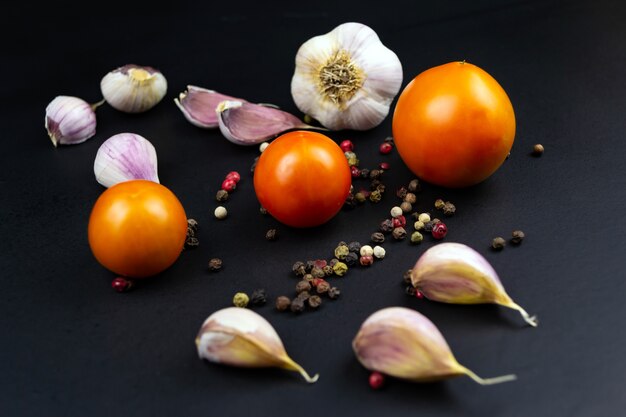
[392,61,516,188]
[253,130,351,228]
[88,180,188,278]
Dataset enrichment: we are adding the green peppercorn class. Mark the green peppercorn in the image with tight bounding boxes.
[308,295,322,309]
[328,287,341,299]
[296,280,312,294]
[355,192,367,204]
[233,292,249,308]
[492,237,506,250]
[371,232,385,244]
[347,156,359,166]
[333,261,349,277]
[410,231,424,244]
[511,230,525,245]
[334,244,349,260]
[369,190,382,203]
[434,198,445,210]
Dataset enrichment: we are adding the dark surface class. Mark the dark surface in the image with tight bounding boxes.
[3,1,626,416]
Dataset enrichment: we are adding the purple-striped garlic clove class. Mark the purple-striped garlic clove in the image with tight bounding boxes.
[353,306,517,385]
[45,96,102,147]
[174,85,246,128]
[411,242,538,327]
[196,307,318,383]
[100,64,167,113]
[93,133,159,188]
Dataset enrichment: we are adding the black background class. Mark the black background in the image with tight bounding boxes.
[3,1,626,416]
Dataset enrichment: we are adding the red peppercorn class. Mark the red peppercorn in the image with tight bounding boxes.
[379,142,393,155]
[350,166,361,178]
[392,215,406,228]
[379,162,390,170]
[311,277,327,288]
[340,140,354,152]
[431,222,448,240]
[415,290,424,299]
[111,277,132,293]
[369,371,385,389]
[359,255,374,266]
[221,178,237,192]
[225,171,241,183]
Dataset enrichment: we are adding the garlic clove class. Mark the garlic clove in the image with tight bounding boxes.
[93,133,159,188]
[101,64,167,113]
[353,306,517,385]
[411,242,538,327]
[45,96,103,147]
[216,100,324,146]
[196,307,318,383]
[291,22,403,131]
[174,85,247,128]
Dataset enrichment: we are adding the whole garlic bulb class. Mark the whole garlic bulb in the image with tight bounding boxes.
[101,64,167,113]
[291,22,403,131]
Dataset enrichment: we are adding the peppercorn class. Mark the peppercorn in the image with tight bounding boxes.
[396,186,408,199]
[407,179,421,193]
[404,193,417,204]
[111,277,133,293]
[360,245,374,256]
[375,183,386,194]
[423,221,435,233]
[314,259,327,269]
[187,218,199,232]
[333,261,349,276]
[354,192,367,204]
[403,269,413,284]
[249,289,267,306]
[310,266,325,278]
[410,231,424,244]
[296,280,312,294]
[400,201,412,213]
[371,232,385,244]
[303,273,314,283]
[221,178,237,192]
[360,255,374,266]
[343,193,357,210]
[208,258,223,272]
[379,162,390,170]
[443,202,456,216]
[369,190,382,203]
[390,206,403,218]
[322,265,334,276]
[259,142,269,152]
[214,206,228,220]
[431,222,448,240]
[360,168,370,179]
[492,237,506,250]
[370,179,382,190]
[347,155,359,167]
[340,139,354,152]
[316,280,331,294]
[392,215,406,228]
[290,297,305,313]
[379,142,393,154]
[311,277,326,288]
[185,236,199,249]
[348,241,361,253]
[250,156,259,173]
[292,261,306,276]
[328,287,341,299]
[308,295,322,309]
[413,221,424,231]
[432,218,441,224]
[418,212,431,223]
[532,144,544,156]
[265,228,278,241]
[384,136,394,144]
[328,258,339,267]
[334,244,350,260]
[216,189,229,202]
[275,296,291,311]
[511,230,525,245]
[392,227,407,240]
[259,206,268,215]
[379,219,394,233]
[405,285,417,296]
[304,260,316,272]
[350,166,361,177]
[373,246,386,259]
[344,251,359,267]
[232,292,249,308]
[296,291,310,301]
[369,169,382,180]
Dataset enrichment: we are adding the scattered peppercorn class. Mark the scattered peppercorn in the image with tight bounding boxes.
[344,252,359,267]
[332,261,349,276]
[371,232,385,244]
[187,218,199,232]
[370,179,382,190]
[407,179,421,193]
[214,206,228,220]
[290,297,305,313]
[259,206,268,215]
[392,227,407,240]
[403,193,417,204]
[360,168,370,179]
[392,215,406,228]
[423,221,435,233]
[310,266,325,278]
[396,186,408,199]
[369,371,385,389]
[292,261,306,277]
[348,241,361,253]
[265,228,278,241]
[111,277,133,293]
[340,139,354,152]
[443,202,456,216]
[328,287,341,299]
[208,258,223,272]
[379,162,390,170]
[350,166,361,178]
[316,280,331,294]
[215,189,229,202]
[410,231,424,244]
[379,142,393,154]
[296,280,312,294]
[360,245,374,256]
[296,291,310,301]
[373,245,386,259]
[232,292,249,308]
[369,190,382,203]
[354,192,367,204]
[343,193,357,210]
[532,144,544,156]
[328,258,339,268]
[221,178,237,192]
[511,230,525,245]
[375,183,386,194]
[250,289,267,306]
[400,201,412,213]
[379,219,394,233]
[418,212,431,223]
[185,236,199,249]
[303,273,314,283]
[360,255,374,266]
[225,171,241,183]
[259,142,269,152]
[431,222,448,240]
[275,296,291,311]
[434,198,445,210]
[369,169,383,180]
[413,221,425,231]
[492,237,506,251]
[314,259,327,269]
[308,295,322,309]
[334,244,350,260]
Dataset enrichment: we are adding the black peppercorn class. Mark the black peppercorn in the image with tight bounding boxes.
[265,228,278,241]
[371,232,385,243]
[492,237,506,250]
[511,230,525,245]
[380,218,394,233]
[343,193,357,210]
[375,183,386,194]
[392,227,407,240]
[290,298,305,313]
[216,189,229,202]
[344,251,359,267]
[360,168,370,179]
[396,186,408,199]
[423,221,435,233]
[275,296,291,311]
[403,193,417,204]
[308,295,322,309]
[292,261,306,277]
[305,260,316,272]
[328,287,341,299]
[250,289,267,306]
[208,258,222,272]
[348,241,362,253]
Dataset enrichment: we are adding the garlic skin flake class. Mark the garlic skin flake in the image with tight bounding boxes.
[94,133,159,188]
[291,22,403,131]
[196,307,319,383]
[101,64,167,113]
[174,85,246,128]
[45,96,102,147]
[216,100,322,145]
[411,242,538,327]
[353,306,517,385]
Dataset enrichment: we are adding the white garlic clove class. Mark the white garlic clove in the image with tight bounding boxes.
[353,306,517,385]
[291,22,403,131]
[216,100,323,145]
[174,85,246,128]
[101,64,167,113]
[410,242,538,327]
[196,307,318,383]
[45,96,102,147]
[93,133,159,188]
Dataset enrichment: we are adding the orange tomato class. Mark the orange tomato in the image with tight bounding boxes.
[88,180,188,278]
[253,130,351,228]
[392,61,516,188]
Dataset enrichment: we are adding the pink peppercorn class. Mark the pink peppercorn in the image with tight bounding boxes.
[392,215,406,228]
[340,140,354,152]
[225,171,241,183]
[369,371,385,389]
[379,162,390,170]
[431,222,448,240]
[359,255,374,266]
[221,178,237,192]
[379,142,393,155]
[350,166,361,178]
[111,277,132,293]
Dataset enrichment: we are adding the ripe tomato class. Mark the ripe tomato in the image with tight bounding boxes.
[253,130,351,228]
[392,61,516,188]
[87,180,188,278]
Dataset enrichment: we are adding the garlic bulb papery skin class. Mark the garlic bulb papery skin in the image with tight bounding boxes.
[174,85,247,128]
[45,96,101,147]
[94,133,159,188]
[101,64,167,113]
[411,242,538,327]
[291,22,403,131]
[353,307,517,385]
[196,307,319,383]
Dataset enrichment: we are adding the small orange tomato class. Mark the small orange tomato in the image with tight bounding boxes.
[392,61,516,188]
[253,130,351,228]
[87,180,188,278]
